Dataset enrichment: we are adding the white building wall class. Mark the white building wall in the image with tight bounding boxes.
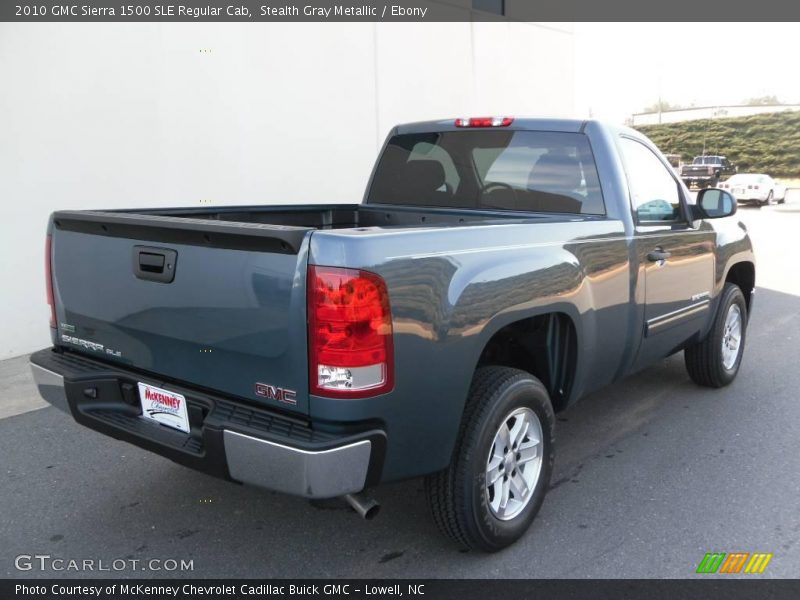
[0,22,575,358]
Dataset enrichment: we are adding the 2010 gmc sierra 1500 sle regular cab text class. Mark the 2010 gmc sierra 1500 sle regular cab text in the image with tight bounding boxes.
[30,118,754,551]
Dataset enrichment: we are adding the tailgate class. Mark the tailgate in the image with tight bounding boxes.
[49,211,313,415]
[683,166,711,176]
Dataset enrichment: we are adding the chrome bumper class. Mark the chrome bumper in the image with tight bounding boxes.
[29,359,372,499]
[30,363,70,414]
[223,430,372,498]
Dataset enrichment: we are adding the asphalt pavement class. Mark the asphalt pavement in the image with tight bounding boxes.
[2,196,800,578]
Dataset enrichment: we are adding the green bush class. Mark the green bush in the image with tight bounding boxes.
[635,111,800,177]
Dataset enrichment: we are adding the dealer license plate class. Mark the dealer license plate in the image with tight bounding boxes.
[138,382,190,433]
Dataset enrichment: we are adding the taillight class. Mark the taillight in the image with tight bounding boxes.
[308,266,394,398]
[753,185,760,190]
[45,235,56,328]
[455,116,513,128]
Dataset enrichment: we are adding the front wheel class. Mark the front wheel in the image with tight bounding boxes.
[425,367,555,552]
[684,283,748,387]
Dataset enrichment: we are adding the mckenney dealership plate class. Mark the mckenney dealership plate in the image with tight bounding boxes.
[138,383,190,433]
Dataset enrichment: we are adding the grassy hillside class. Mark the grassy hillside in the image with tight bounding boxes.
[635,111,800,178]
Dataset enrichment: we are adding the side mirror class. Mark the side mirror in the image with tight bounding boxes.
[693,188,737,219]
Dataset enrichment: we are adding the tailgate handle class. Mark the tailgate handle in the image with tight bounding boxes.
[133,246,177,283]
[139,252,165,273]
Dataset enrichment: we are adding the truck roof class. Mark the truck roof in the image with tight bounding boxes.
[391,118,653,148]
[394,117,590,135]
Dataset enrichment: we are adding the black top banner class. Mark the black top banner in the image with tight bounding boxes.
[2,0,800,22]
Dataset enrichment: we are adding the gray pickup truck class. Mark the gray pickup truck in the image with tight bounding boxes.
[31,118,754,552]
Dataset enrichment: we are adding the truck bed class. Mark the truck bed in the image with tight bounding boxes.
[120,203,562,225]
[54,203,569,254]
[48,203,576,418]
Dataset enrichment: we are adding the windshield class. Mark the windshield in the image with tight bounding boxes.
[367,130,605,215]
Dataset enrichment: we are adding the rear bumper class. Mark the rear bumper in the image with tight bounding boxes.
[682,176,716,186]
[30,348,385,499]
[31,363,69,413]
[223,431,371,498]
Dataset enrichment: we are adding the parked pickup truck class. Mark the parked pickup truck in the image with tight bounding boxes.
[31,118,755,552]
[681,155,737,188]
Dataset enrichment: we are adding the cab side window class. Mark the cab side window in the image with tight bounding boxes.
[619,138,682,222]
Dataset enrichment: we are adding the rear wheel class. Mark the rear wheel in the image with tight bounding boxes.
[684,283,747,388]
[425,367,555,552]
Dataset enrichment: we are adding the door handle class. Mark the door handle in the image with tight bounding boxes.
[647,249,672,262]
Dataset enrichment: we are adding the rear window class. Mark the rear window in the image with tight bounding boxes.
[366,130,605,215]
[694,156,722,165]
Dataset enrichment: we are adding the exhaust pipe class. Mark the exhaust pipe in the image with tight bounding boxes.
[344,492,380,520]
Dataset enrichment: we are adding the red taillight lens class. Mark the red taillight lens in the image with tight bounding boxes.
[754,185,760,190]
[455,116,514,128]
[45,235,56,328]
[308,266,394,398]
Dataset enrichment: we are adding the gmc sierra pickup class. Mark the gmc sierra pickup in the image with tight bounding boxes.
[30,118,754,552]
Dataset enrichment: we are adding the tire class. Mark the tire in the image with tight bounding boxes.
[425,367,555,552]
[684,283,748,388]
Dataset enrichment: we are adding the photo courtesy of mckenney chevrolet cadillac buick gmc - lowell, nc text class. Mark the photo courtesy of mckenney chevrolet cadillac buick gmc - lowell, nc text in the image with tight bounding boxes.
[30,117,754,551]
